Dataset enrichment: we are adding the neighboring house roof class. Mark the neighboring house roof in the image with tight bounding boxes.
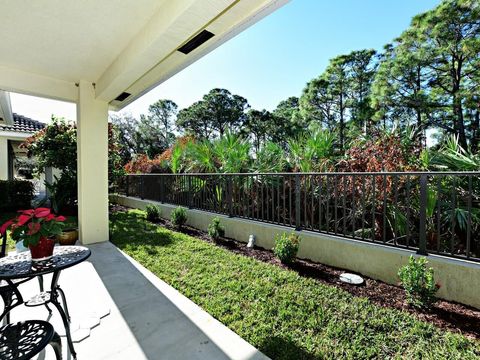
[0,113,45,133]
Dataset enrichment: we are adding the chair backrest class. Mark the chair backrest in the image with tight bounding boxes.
[1,232,6,258]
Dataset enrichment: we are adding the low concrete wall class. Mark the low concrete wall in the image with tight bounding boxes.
[111,195,480,310]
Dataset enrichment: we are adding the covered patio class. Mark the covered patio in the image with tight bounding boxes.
[0,0,287,246]
[0,0,287,358]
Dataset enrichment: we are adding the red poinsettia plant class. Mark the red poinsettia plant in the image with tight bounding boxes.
[0,208,66,247]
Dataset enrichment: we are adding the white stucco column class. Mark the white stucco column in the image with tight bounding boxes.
[0,137,8,180]
[76,80,109,244]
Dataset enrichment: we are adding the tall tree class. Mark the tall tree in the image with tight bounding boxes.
[272,97,305,143]
[345,49,377,132]
[177,88,249,139]
[109,113,139,164]
[372,36,433,134]
[415,0,480,148]
[325,55,349,150]
[202,88,249,137]
[145,99,178,147]
[243,109,274,152]
[176,100,214,139]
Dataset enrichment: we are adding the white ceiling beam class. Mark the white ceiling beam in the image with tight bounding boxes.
[0,90,13,124]
[114,0,289,110]
[0,65,77,103]
[95,0,235,104]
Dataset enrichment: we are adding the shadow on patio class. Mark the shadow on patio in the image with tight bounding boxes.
[10,242,267,360]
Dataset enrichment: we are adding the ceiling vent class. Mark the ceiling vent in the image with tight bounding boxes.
[115,92,131,102]
[178,30,215,54]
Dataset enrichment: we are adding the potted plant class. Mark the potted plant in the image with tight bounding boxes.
[0,208,66,261]
[56,226,79,246]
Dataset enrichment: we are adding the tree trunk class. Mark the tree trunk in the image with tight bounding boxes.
[471,110,480,153]
[453,93,467,149]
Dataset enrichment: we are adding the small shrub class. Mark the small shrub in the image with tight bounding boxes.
[171,207,187,228]
[398,255,439,309]
[208,217,225,241]
[273,232,300,264]
[145,204,161,222]
[0,180,35,211]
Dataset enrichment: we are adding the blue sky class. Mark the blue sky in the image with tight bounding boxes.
[12,0,440,122]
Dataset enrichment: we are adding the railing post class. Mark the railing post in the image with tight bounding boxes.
[140,175,145,200]
[228,175,234,217]
[159,176,164,203]
[417,174,428,255]
[295,174,301,231]
[187,175,193,209]
[125,175,129,197]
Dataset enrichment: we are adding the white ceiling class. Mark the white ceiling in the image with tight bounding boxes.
[0,0,166,82]
[0,0,288,109]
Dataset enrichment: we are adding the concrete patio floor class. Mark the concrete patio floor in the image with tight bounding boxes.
[9,242,268,360]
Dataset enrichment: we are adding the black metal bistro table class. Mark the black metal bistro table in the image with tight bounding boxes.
[0,246,91,359]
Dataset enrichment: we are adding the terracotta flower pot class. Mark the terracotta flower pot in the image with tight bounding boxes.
[29,237,55,261]
[57,229,79,246]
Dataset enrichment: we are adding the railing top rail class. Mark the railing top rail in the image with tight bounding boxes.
[125,171,480,176]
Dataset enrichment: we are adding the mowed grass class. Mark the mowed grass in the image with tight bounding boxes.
[110,210,480,360]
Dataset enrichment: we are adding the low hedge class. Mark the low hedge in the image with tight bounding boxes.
[0,180,35,211]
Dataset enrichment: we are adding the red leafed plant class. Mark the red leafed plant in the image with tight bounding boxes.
[0,208,66,247]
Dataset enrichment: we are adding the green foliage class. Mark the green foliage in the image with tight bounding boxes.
[183,133,251,173]
[273,232,300,264]
[207,217,225,241]
[25,117,77,172]
[398,256,439,309]
[25,117,125,213]
[145,204,161,222]
[0,180,35,211]
[177,88,249,139]
[110,210,479,360]
[44,174,77,215]
[170,207,187,228]
[287,127,335,172]
[253,142,287,173]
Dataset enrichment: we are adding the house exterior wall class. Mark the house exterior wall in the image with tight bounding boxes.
[111,194,480,310]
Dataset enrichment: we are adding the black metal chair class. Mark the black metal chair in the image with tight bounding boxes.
[0,320,62,360]
[0,232,50,324]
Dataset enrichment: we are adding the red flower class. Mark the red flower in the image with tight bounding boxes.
[18,209,34,215]
[34,208,51,218]
[45,214,56,221]
[55,216,66,222]
[17,214,32,226]
[27,222,41,235]
[0,220,14,235]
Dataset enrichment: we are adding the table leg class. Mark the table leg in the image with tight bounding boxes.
[0,280,24,324]
[50,270,77,359]
[57,286,71,322]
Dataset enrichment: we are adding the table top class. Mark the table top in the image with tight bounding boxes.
[0,246,91,280]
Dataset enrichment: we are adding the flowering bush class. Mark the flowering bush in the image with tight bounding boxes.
[124,154,165,174]
[1,208,66,247]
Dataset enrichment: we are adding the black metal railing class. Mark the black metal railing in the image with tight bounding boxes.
[117,172,480,262]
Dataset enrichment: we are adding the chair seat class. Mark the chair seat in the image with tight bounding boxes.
[0,320,55,360]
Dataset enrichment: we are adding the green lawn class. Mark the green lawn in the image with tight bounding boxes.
[110,210,480,360]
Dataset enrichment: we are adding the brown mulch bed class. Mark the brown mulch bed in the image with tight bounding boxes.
[110,205,480,340]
